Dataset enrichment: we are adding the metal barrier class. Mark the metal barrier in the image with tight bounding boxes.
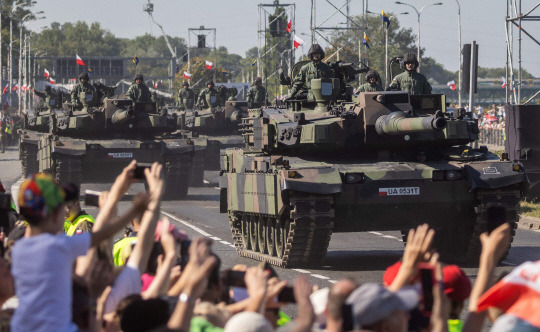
[478,127,505,146]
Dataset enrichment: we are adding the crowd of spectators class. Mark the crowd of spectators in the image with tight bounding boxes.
[0,161,539,332]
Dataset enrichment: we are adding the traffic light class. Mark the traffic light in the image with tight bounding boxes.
[198,35,206,48]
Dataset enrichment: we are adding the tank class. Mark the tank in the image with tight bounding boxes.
[167,95,249,186]
[219,61,528,268]
[20,85,203,200]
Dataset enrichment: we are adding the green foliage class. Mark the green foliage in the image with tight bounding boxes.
[477,67,534,79]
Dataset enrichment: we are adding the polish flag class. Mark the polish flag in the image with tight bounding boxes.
[205,60,213,70]
[152,81,157,88]
[44,69,50,79]
[76,54,86,66]
[477,261,540,328]
[447,80,457,91]
[2,85,7,94]
[501,76,507,88]
[183,72,192,79]
[293,35,304,49]
[49,78,56,84]
[21,85,26,92]
[12,84,18,91]
[286,20,292,33]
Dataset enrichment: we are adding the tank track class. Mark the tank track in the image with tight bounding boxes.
[464,187,521,264]
[228,193,334,268]
[163,153,193,200]
[54,154,83,186]
[20,143,39,178]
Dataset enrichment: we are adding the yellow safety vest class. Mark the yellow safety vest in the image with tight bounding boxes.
[65,214,95,236]
[112,236,138,266]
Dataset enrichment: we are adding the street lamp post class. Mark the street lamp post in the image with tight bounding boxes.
[455,0,462,107]
[395,1,442,72]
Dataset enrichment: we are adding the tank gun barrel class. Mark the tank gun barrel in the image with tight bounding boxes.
[375,111,446,136]
[111,108,134,124]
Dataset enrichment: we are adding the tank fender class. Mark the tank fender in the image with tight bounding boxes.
[281,168,342,194]
[51,139,87,156]
[463,163,529,190]
[161,139,196,155]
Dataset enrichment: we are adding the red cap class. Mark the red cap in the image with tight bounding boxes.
[442,265,471,302]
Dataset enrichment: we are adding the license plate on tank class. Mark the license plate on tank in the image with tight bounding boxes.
[379,187,420,196]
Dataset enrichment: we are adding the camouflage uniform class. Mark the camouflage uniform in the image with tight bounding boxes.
[389,71,432,95]
[357,82,383,92]
[71,81,97,107]
[197,84,220,108]
[34,89,61,109]
[127,82,152,103]
[178,87,195,110]
[247,85,266,104]
[290,44,334,101]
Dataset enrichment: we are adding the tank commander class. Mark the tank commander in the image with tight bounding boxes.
[289,44,334,100]
[389,53,432,95]
[197,80,219,108]
[247,77,266,104]
[71,72,97,109]
[228,87,238,101]
[34,85,61,109]
[357,70,383,92]
[126,73,152,103]
[278,66,292,86]
[178,81,195,110]
[93,82,116,103]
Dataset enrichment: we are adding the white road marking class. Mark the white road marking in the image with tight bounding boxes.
[211,236,222,241]
[382,235,402,241]
[214,187,220,190]
[292,269,312,274]
[203,180,210,184]
[368,231,383,236]
[220,240,231,245]
[311,274,330,280]
[229,244,236,248]
[161,211,212,237]
[328,280,337,284]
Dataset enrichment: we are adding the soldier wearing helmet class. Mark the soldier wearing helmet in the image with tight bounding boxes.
[289,44,334,100]
[34,85,61,110]
[357,70,383,92]
[71,72,97,109]
[389,53,432,95]
[177,81,195,110]
[247,77,266,104]
[197,80,219,108]
[126,73,152,103]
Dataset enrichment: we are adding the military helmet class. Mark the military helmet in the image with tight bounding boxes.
[134,73,144,81]
[403,52,419,66]
[44,85,52,92]
[366,70,377,80]
[206,80,215,87]
[254,77,262,85]
[79,72,89,80]
[182,81,189,87]
[308,44,326,60]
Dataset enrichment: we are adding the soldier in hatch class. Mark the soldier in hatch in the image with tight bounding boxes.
[197,81,219,108]
[357,70,383,92]
[289,44,334,101]
[71,72,98,109]
[178,81,195,110]
[34,85,61,110]
[247,77,266,104]
[389,53,432,95]
[126,73,152,103]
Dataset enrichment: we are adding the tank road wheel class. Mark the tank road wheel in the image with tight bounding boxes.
[274,219,289,259]
[248,215,259,252]
[163,153,192,200]
[241,214,250,249]
[54,154,82,187]
[257,215,267,254]
[20,143,39,178]
[265,217,276,256]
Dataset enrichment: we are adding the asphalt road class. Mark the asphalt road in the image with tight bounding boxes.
[3,145,540,300]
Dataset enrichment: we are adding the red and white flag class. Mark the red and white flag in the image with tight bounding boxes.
[21,85,27,92]
[183,71,192,79]
[49,78,56,84]
[286,20,292,33]
[2,85,7,94]
[293,35,304,49]
[447,80,456,91]
[477,260,540,328]
[205,60,213,70]
[152,81,157,88]
[501,76,507,88]
[12,84,18,91]
[76,54,86,66]
[44,69,50,79]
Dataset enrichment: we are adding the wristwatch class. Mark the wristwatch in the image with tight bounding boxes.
[178,293,195,305]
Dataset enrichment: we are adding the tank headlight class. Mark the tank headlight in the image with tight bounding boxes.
[513,164,522,172]
[344,173,365,184]
[288,171,297,178]
[404,135,411,141]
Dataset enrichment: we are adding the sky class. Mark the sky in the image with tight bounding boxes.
[25,0,540,77]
